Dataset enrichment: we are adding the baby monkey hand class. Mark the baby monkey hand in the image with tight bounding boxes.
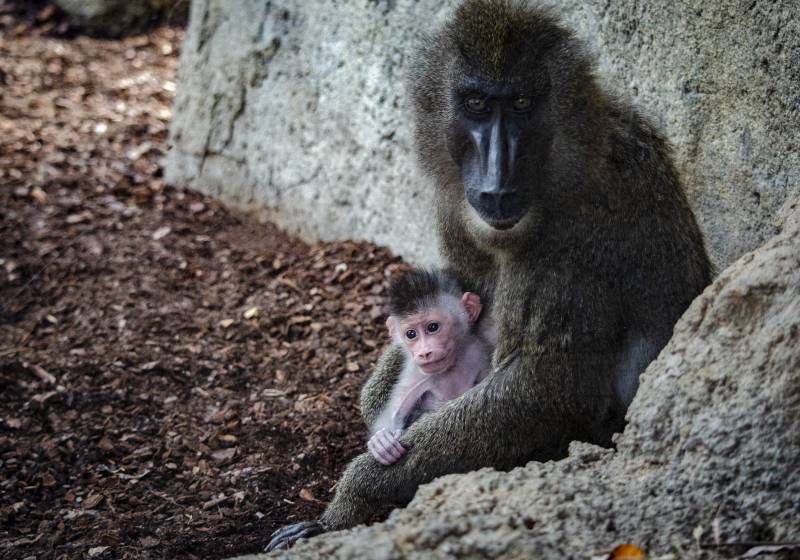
[367,428,406,465]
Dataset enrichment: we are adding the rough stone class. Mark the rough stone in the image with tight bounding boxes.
[557,0,800,271]
[235,197,800,558]
[166,0,800,270]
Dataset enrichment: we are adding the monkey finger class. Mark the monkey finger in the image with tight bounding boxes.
[368,437,393,465]
[392,429,407,453]
[375,441,398,465]
[377,430,405,459]
[375,428,405,461]
[385,435,406,458]
[373,434,400,464]
[264,521,323,552]
[379,429,405,456]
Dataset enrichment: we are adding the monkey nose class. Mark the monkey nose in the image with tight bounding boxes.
[418,351,432,361]
[477,189,522,228]
[479,189,517,213]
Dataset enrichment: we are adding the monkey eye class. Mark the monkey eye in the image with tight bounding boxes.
[464,96,488,114]
[405,329,417,340]
[426,322,440,334]
[512,96,533,112]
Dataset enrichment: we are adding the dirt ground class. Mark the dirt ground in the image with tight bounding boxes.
[0,3,407,558]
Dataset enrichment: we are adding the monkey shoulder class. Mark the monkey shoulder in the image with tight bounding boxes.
[606,102,670,168]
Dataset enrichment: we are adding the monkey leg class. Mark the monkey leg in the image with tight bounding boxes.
[318,452,420,531]
[262,454,388,551]
[320,386,531,531]
[266,368,571,549]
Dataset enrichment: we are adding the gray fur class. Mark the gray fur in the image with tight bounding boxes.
[266,0,711,546]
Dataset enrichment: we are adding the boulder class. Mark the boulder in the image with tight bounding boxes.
[165,0,800,270]
[236,197,800,557]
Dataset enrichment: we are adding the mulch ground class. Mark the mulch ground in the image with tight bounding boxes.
[0,3,407,558]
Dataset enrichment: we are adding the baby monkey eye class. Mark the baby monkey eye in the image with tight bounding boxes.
[464,96,488,113]
[405,329,417,340]
[426,322,440,333]
[512,96,533,111]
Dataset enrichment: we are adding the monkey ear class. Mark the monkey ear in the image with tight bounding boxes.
[461,292,483,324]
[386,317,397,337]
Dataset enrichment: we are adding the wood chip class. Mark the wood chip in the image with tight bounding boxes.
[83,493,104,510]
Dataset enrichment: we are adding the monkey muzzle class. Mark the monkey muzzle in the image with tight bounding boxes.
[418,353,455,375]
[462,110,526,230]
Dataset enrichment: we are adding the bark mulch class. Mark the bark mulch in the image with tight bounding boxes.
[0,4,407,558]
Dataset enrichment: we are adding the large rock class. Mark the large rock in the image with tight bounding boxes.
[165,0,800,269]
[237,197,800,558]
[557,0,800,272]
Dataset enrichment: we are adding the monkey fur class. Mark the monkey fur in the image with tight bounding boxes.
[368,269,493,465]
[265,0,710,549]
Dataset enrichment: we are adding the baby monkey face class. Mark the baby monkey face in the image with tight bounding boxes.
[398,306,462,374]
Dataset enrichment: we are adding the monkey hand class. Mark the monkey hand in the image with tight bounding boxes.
[367,428,406,466]
[264,520,324,552]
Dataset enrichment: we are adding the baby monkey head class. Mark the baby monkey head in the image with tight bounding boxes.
[386,269,482,375]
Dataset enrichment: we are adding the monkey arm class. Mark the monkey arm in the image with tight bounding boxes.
[359,344,405,428]
[318,360,571,531]
[266,313,621,548]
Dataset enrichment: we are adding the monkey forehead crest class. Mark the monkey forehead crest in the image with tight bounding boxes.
[448,0,567,81]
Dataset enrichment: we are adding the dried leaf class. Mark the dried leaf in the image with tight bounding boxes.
[83,493,104,509]
[66,211,92,224]
[31,364,56,384]
[30,187,47,203]
[608,544,646,559]
[299,488,317,502]
[32,390,58,403]
[211,448,236,461]
[151,226,171,240]
[243,306,260,319]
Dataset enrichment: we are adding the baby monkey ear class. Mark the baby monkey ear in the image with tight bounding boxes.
[461,292,483,324]
[385,316,397,337]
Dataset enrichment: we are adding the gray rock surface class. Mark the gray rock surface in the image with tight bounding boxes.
[166,0,800,270]
[557,0,800,272]
[236,196,800,558]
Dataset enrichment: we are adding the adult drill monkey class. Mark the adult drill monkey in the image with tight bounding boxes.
[266,0,710,549]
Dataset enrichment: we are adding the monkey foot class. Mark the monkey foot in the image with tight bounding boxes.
[264,521,324,552]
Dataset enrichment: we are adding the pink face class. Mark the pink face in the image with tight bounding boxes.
[397,307,460,374]
[387,292,482,375]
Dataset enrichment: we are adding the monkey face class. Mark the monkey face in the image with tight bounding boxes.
[396,306,463,375]
[446,73,552,232]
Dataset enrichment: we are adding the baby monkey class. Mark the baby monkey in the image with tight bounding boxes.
[368,269,492,466]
